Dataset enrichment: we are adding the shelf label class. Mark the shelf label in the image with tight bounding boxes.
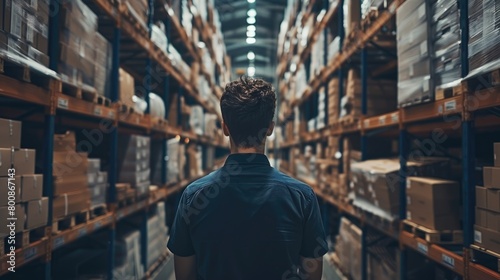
[379,117,386,125]
[57,97,68,109]
[417,242,428,255]
[24,247,37,260]
[445,100,457,112]
[93,107,102,116]
[94,221,102,230]
[442,254,455,268]
[108,111,115,119]
[53,236,65,249]
[474,230,482,243]
[364,119,369,128]
[391,113,399,123]
[78,227,87,238]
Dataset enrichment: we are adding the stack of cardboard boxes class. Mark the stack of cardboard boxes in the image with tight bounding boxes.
[474,143,500,254]
[86,158,108,209]
[328,78,340,125]
[118,135,151,199]
[0,0,50,67]
[58,0,112,96]
[52,132,90,221]
[334,217,362,280]
[406,177,461,230]
[340,69,397,119]
[350,158,450,219]
[396,0,433,107]
[146,202,168,269]
[0,118,47,239]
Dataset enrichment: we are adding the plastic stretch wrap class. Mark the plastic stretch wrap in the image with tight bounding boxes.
[0,0,52,70]
[468,0,500,74]
[151,23,168,53]
[431,0,461,87]
[168,44,191,80]
[397,0,433,107]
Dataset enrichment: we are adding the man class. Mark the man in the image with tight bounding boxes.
[167,77,328,280]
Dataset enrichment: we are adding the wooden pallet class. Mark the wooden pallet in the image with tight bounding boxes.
[435,82,463,100]
[121,2,148,37]
[52,210,90,234]
[402,220,463,244]
[471,244,500,273]
[61,79,111,107]
[4,226,47,253]
[90,204,108,219]
[117,190,137,209]
[0,56,55,89]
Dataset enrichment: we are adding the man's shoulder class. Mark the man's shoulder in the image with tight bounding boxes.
[271,169,315,197]
[183,170,220,195]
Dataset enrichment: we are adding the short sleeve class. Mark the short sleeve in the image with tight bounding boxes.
[167,191,195,256]
[300,190,328,258]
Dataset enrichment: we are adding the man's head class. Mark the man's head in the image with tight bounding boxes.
[220,76,276,149]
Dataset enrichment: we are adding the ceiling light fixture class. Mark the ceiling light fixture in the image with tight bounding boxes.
[247,51,255,60]
[247,25,256,31]
[246,37,256,44]
[248,0,255,3]
[246,30,256,37]
[247,9,257,17]
[247,17,256,24]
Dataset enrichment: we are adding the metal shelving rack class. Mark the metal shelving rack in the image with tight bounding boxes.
[0,0,230,278]
[274,0,500,279]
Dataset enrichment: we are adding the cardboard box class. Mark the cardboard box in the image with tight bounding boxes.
[53,174,88,195]
[477,186,488,208]
[20,174,43,202]
[0,204,25,234]
[484,166,500,189]
[87,158,101,174]
[406,177,460,230]
[13,149,35,175]
[474,225,500,253]
[119,68,135,108]
[0,118,21,149]
[53,190,90,220]
[487,189,500,212]
[476,208,488,228]
[0,149,13,177]
[0,176,20,206]
[96,171,107,184]
[53,152,88,177]
[25,197,48,230]
[53,131,76,152]
[495,143,500,167]
[486,211,500,232]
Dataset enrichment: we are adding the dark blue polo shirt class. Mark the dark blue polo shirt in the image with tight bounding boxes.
[167,153,328,280]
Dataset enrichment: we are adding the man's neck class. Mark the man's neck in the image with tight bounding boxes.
[230,140,266,154]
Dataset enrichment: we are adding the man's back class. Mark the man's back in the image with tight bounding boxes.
[167,154,328,280]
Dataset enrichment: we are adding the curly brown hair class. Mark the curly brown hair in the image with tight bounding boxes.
[220,76,276,147]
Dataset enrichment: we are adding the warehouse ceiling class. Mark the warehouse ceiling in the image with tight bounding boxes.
[214,0,287,86]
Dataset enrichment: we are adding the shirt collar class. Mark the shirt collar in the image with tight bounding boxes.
[224,153,270,166]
